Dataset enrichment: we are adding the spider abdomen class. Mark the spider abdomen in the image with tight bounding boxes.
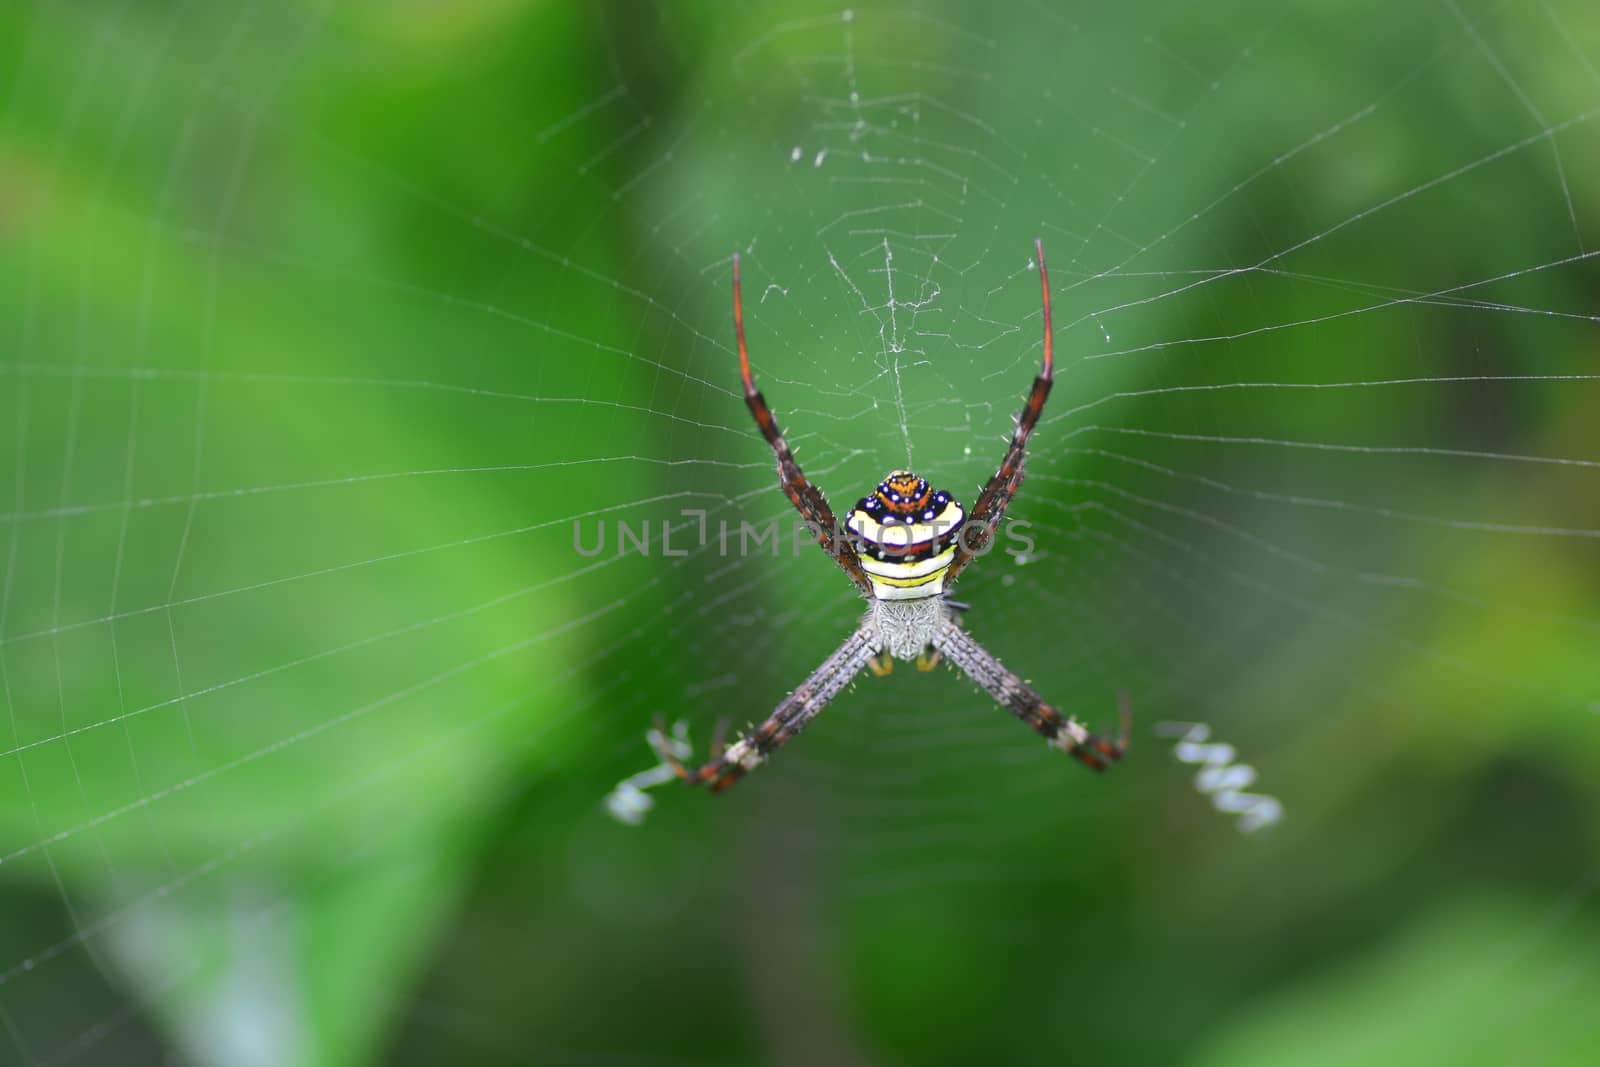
[847,470,965,601]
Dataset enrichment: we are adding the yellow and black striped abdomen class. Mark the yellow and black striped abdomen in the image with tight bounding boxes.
[845,470,965,601]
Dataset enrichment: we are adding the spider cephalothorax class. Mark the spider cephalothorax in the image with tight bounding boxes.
[652,241,1129,794]
[847,470,966,600]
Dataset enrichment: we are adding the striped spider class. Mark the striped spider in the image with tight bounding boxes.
[654,241,1129,793]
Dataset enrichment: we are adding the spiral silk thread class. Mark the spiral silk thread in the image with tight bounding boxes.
[1155,721,1282,832]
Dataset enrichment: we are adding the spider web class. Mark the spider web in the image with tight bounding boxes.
[3,0,1599,1064]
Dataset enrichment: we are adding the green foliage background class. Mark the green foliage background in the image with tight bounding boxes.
[2,1,1598,1065]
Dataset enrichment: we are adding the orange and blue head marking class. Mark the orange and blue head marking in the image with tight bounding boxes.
[846,470,966,600]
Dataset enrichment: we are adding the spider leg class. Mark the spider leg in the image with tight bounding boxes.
[731,255,873,596]
[946,239,1054,585]
[707,715,732,761]
[652,626,880,794]
[932,619,1129,772]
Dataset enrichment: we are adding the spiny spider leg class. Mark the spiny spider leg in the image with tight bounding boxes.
[933,620,1130,771]
[732,255,873,596]
[946,239,1054,584]
[651,627,879,794]
[707,716,731,762]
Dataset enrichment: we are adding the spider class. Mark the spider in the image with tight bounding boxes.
[653,240,1130,794]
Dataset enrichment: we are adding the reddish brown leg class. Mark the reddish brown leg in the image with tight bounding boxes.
[933,620,1131,774]
[649,627,880,794]
[731,255,873,595]
[947,239,1055,582]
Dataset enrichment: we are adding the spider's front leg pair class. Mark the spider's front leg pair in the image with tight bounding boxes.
[652,611,1130,793]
